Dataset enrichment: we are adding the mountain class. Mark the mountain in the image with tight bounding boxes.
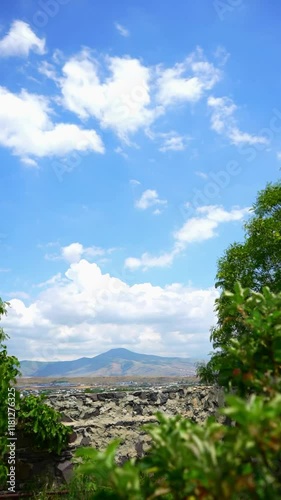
[19,348,198,377]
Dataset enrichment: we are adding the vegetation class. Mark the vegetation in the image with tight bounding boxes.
[0,300,71,488]
[1,180,281,498]
[68,181,281,498]
[72,285,281,499]
[17,394,71,454]
[197,180,281,388]
[0,299,20,485]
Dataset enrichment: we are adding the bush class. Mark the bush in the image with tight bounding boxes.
[0,299,71,489]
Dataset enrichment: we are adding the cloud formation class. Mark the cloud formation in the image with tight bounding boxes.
[59,51,160,140]
[44,242,114,263]
[0,87,104,165]
[54,47,222,140]
[208,96,269,145]
[3,258,218,360]
[135,189,167,211]
[115,22,130,37]
[156,48,221,106]
[0,20,45,58]
[125,205,249,270]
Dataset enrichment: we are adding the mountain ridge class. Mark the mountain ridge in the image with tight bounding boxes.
[19,348,199,377]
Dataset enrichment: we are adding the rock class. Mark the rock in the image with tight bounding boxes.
[60,412,74,422]
[81,408,100,419]
[135,441,144,458]
[159,393,168,404]
[16,386,223,492]
[80,436,91,446]
[57,460,73,483]
[68,431,78,444]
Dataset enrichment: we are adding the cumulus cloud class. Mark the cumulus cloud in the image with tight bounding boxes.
[58,51,162,140]
[3,259,218,360]
[62,243,108,263]
[45,242,111,263]
[208,96,269,146]
[0,86,104,164]
[156,48,221,107]
[135,189,167,211]
[174,205,249,244]
[51,47,221,141]
[0,20,45,58]
[125,205,249,270]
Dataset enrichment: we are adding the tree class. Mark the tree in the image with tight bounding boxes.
[0,298,71,489]
[72,286,281,499]
[0,300,20,485]
[198,181,281,387]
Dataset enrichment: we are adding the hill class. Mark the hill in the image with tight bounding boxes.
[19,348,198,377]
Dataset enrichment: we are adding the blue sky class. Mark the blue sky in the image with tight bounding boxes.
[0,0,280,362]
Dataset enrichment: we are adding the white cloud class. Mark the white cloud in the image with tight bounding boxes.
[115,146,128,159]
[156,48,221,107]
[115,22,130,37]
[21,157,38,167]
[53,48,221,141]
[195,171,208,180]
[0,87,104,163]
[62,243,106,263]
[38,61,58,81]
[126,205,249,270]
[213,46,230,66]
[208,96,269,146]
[130,179,141,186]
[37,273,62,288]
[59,51,162,140]
[3,258,218,359]
[277,152,281,160]
[135,189,167,210]
[174,205,249,245]
[125,249,179,270]
[159,132,189,152]
[0,20,45,58]
[45,242,109,263]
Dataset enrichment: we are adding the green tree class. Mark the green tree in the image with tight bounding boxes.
[198,181,281,387]
[0,298,71,489]
[0,299,20,484]
[72,286,281,499]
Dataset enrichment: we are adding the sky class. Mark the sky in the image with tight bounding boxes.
[0,0,280,362]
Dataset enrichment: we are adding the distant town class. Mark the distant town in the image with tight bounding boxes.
[16,376,199,397]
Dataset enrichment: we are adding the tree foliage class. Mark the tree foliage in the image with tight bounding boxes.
[0,300,71,488]
[72,286,281,499]
[198,181,281,387]
[0,299,20,484]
